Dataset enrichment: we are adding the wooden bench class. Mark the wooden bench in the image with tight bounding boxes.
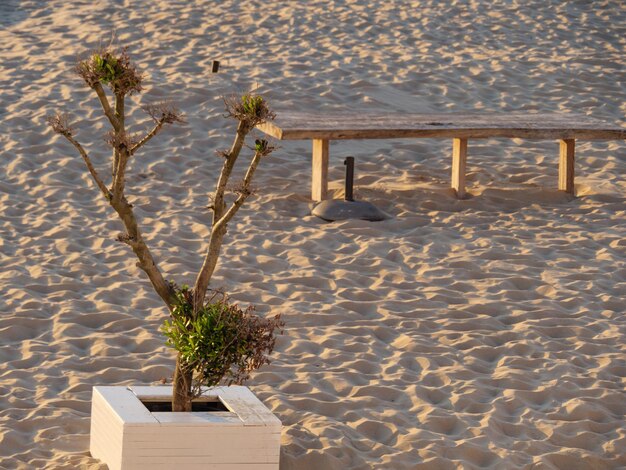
[256,113,625,201]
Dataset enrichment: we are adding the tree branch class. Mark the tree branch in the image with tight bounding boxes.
[58,129,171,307]
[214,151,262,232]
[129,102,184,156]
[112,147,120,180]
[130,118,165,155]
[63,133,111,199]
[94,82,121,131]
[110,197,175,308]
[115,91,125,130]
[192,148,263,314]
[112,147,129,203]
[212,120,248,224]
[110,91,129,202]
[192,120,250,314]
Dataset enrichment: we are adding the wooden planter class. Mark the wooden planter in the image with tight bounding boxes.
[90,385,281,470]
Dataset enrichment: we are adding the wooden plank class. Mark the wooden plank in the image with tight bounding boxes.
[125,427,281,445]
[124,428,280,463]
[128,385,174,400]
[152,411,241,425]
[218,386,281,427]
[122,462,277,470]
[123,422,280,463]
[94,386,156,425]
[312,139,329,202]
[256,120,284,140]
[559,139,575,194]
[256,112,625,141]
[451,138,468,199]
[90,388,126,470]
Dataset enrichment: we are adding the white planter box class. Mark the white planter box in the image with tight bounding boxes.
[90,385,281,470]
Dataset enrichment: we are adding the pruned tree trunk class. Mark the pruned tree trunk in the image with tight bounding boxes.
[49,47,276,412]
[172,354,194,412]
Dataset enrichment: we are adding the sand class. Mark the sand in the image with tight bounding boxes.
[1,0,625,468]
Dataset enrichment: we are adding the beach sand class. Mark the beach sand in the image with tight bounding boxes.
[1,0,625,468]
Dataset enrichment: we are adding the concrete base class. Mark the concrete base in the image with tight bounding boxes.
[312,199,390,222]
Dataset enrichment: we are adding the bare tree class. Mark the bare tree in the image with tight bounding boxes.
[48,46,282,411]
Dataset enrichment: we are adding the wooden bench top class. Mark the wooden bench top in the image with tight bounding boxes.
[257,112,625,141]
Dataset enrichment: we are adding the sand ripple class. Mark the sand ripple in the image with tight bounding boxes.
[1,0,625,468]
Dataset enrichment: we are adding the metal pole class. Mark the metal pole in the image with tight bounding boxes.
[344,157,354,201]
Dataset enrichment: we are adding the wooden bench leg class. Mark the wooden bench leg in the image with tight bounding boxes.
[559,139,575,195]
[451,138,467,199]
[312,139,329,202]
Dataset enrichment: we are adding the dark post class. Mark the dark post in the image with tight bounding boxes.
[344,157,354,202]
[211,60,220,73]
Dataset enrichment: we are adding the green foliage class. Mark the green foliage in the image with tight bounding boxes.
[92,53,120,84]
[241,94,265,117]
[224,93,275,129]
[76,47,142,95]
[161,287,283,389]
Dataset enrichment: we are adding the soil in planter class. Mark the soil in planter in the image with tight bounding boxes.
[141,400,229,412]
